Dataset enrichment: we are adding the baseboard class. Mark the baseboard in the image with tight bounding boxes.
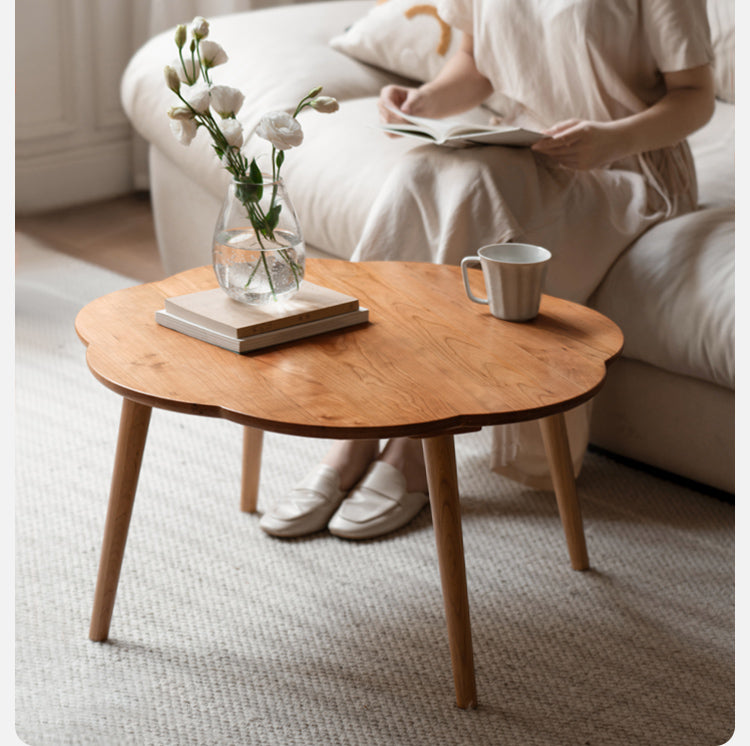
[15,140,134,214]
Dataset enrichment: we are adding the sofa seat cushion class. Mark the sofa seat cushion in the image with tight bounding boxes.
[589,205,734,390]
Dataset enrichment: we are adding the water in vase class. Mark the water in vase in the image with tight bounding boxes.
[213,228,306,305]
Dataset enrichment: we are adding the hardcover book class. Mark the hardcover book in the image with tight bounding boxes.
[156,281,369,353]
[163,282,360,338]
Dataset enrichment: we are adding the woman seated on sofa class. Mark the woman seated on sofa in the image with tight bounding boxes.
[259,0,715,540]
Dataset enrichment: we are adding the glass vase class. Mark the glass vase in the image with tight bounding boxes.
[212,176,306,305]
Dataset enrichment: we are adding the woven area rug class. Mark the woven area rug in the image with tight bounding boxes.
[15,235,735,745]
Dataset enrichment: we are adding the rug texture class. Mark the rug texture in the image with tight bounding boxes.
[15,236,734,745]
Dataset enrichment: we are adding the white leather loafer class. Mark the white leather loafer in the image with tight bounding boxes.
[259,464,345,538]
[328,461,429,540]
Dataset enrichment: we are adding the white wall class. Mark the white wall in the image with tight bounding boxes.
[15,0,326,214]
[15,0,143,213]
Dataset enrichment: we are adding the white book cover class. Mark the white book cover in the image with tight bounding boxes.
[163,282,361,339]
[155,306,369,353]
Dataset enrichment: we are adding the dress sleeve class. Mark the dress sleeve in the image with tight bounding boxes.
[436,0,474,35]
[642,0,713,72]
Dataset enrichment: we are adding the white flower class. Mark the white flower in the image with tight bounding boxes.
[192,16,209,40]
[256,111,304,150]
[175,57,201,85]
[169,117,198,145]
[210,85,245,118]
[309,96,339,113]
[186,83,210,114]
[199,40,228,68]
[219,118,244,149]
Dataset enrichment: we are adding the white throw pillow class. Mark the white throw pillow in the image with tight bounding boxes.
[329,0,460,84]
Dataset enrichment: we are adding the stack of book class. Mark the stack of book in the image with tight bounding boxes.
[155,281,369,353]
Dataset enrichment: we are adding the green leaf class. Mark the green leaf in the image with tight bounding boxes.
[249,158,263,184]
[235,181,261,203]
[266,203,282,231]
[276,150,285,170]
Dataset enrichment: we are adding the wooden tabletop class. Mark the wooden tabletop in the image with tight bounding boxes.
[75,260,623,439]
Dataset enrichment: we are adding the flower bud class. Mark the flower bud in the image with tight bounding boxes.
[167,106,194,120]
[164,65,181,93]
[306,85,323,99]
[192,16,209,40]
[174,24,187,49]
[310,96,339,113]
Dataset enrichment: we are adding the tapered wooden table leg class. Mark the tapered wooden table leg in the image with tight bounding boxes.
[240,427,264,513]
[422,434,477,710]
[539,413,589,571]
[89,398,152,642]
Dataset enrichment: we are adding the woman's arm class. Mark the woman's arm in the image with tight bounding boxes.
[532,64,715,170]
[378,33,493,123]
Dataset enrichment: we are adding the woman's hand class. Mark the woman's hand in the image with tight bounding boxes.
[378,84,428,123]
[532,65,715,170]
[377,33,495,131]
[531,119,625,170]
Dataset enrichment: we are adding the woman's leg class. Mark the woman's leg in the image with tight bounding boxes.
[321,438,380,490]
[320,437,428,492]
[378,437,428,493]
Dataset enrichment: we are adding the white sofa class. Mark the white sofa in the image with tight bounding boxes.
[121,0,735,493]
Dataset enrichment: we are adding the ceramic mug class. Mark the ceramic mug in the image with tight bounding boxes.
[461,243,552,321]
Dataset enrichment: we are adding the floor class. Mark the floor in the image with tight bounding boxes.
[15,192,166,283]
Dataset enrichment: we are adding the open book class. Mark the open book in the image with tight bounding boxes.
[381,107,545,148]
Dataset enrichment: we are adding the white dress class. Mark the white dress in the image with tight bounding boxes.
[351,0,713,487]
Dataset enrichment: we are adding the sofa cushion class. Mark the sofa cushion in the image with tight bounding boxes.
[330,0,460,86]
[328,0,509,113]
[589,205,734,390]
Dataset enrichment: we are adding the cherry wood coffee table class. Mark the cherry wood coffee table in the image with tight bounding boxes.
[76,259,622,709]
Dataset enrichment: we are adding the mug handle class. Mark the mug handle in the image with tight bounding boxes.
[460,256,488,305]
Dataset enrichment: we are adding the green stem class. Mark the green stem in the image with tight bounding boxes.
[243,222,278,298]
[245,255,262,286]
[260,251,276,300]
[278,248,302,289]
